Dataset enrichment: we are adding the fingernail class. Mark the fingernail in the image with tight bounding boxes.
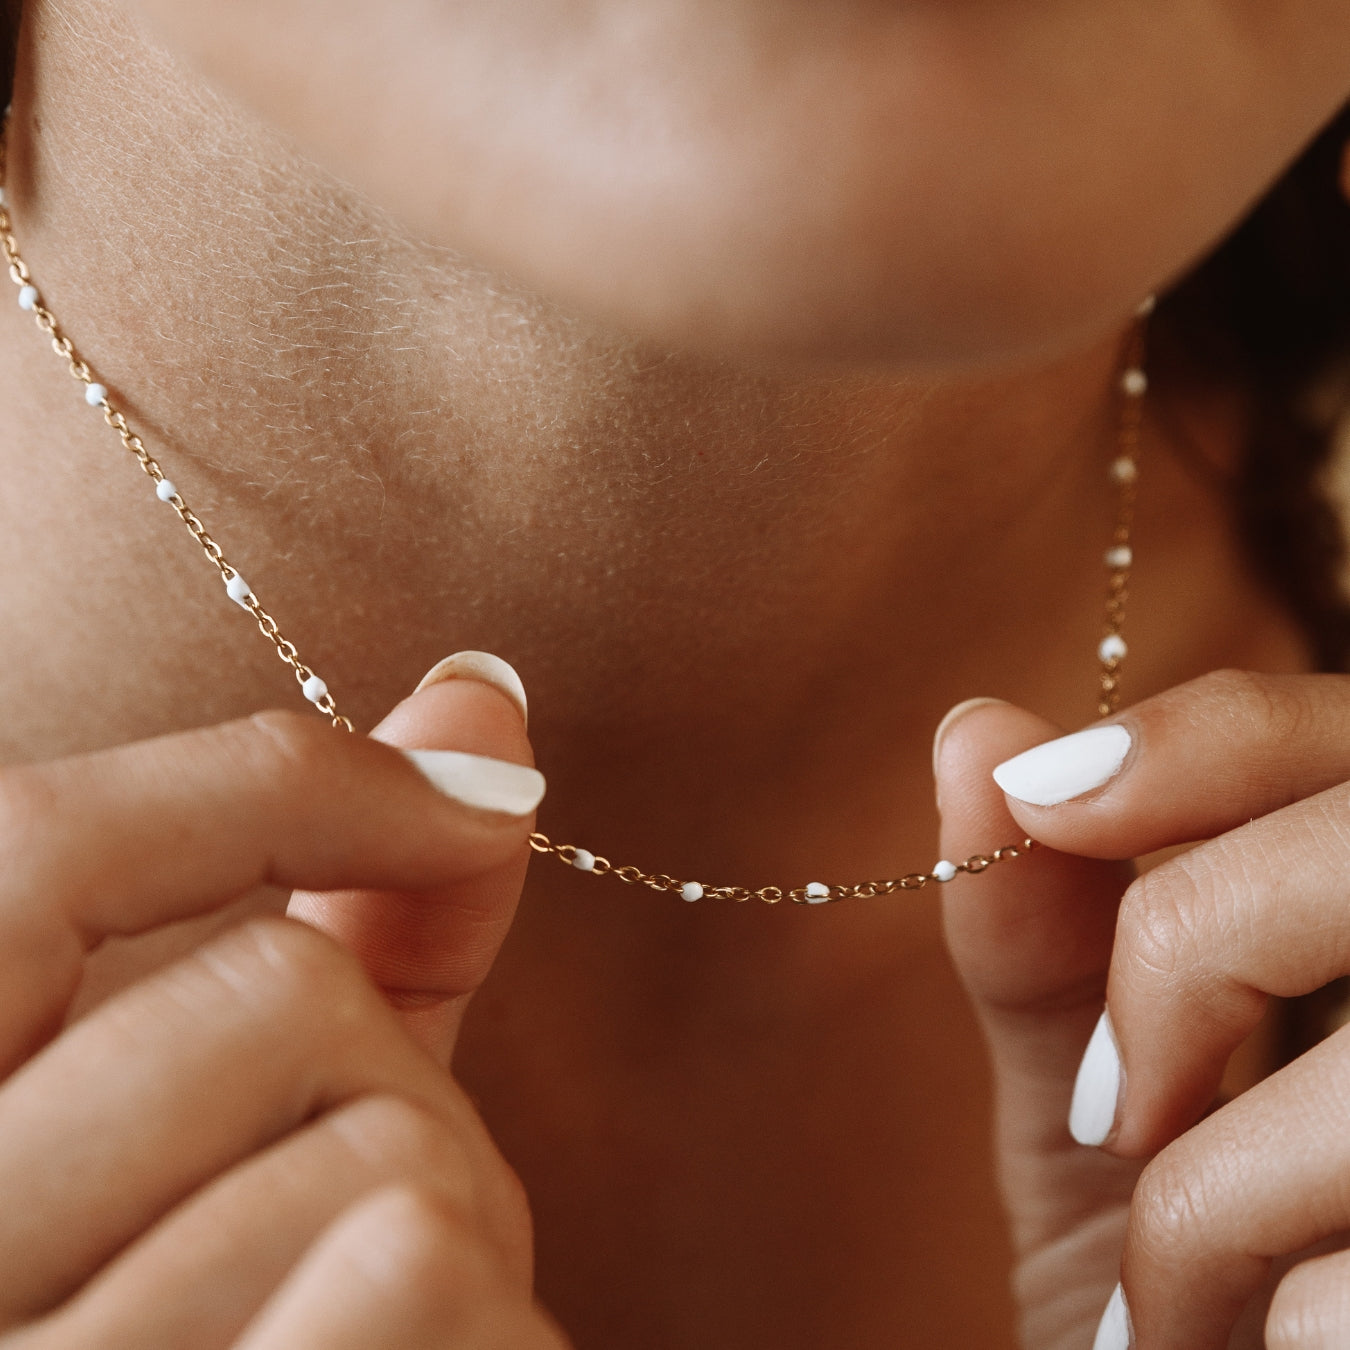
[931,697,1008,778]
[1093,1283,1133,1350]
[992,724,1131,806]
[415,652,528,726]
[401,748,545,817]
[1070,1011,1123,1147]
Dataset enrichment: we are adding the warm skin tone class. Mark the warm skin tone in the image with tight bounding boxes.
[109,0,1350,364]
[0,0,1346,1346]
[938,676,1350,1348]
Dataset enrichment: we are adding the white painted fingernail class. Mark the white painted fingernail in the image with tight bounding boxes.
[401,749,545,817]
[1070,1011,1123,1147]
[1093,1283,1133,1350]
[415,651,528,726]
[992,724,1132,806]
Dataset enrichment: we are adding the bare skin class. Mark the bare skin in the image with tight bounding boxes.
[0,1,1334,1347]
[112,0,1350,363]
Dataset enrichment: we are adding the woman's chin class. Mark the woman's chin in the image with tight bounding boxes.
[116,0,1350,366]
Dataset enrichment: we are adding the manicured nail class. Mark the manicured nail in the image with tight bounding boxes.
[1070,1011,1123,1147]
[992,724,1132,806]
[416,651,528,726]
[1093,1284,1133,1350]
[401,749,545,817]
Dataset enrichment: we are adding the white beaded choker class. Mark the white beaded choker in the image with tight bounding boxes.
[0,115,1152,908]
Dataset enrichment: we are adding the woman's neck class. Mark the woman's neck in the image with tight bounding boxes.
[0,10,1316,1346]
[0,0,1306,894]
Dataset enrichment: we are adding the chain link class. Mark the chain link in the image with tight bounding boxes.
[1,113,1137,905]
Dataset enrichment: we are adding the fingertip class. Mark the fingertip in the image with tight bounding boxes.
[933,697,1065,826]
[372,674,536,771]
[415,651,529,726]
[932,697,1010,779]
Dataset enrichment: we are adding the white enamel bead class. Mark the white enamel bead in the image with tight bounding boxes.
[933,860,959,883]
[84,383,107,406]
[1121,368,1148,398]
[17,284,37,311]
[225,573,252,607]
[572,849,596,872]
[1110,457,1138,485]
[155,478,177,502]
[805,882,831,904]
[301,674,328,704]
[681,882,704,903]
[1105,546,1133,569]
[1099,634,1128,663]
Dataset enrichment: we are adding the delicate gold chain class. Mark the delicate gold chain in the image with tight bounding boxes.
[524,833,1039,906]
[529,315,1148,904]
[1098,313,1149,720]
[0,114,1147,906]
[0,125,352,733]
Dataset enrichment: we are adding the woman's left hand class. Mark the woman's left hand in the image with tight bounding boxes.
[935,670,1350,1350]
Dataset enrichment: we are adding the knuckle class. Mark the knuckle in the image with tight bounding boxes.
[1266,1305,1316,1350]
[235,708,338,788]
[330,1095,476,1193]
[228,913,348,996]
[1116,868,1208,990]
[1190,668,1313,746]
[195,914,370,1036]
[0,764,55,836]
[329,1093,535,1286]
[0,765,58,883]
[474,1147,536,1284]
[352,1184,490,1297]
[1128,1150,1211,1268]
[494,1155,534,1249]
[1119,848,1269,1032]
[5,1313,86,1350]
[1266,1261,1340,1349]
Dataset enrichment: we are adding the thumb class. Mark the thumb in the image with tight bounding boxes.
[289,653,538,1067]
[935,698,1137,1258]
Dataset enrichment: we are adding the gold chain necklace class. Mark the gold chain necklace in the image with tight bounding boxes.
[0,117,1150,908]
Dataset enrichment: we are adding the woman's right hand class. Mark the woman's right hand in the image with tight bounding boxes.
[0,675,567,1349]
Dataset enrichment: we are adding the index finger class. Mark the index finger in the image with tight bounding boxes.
[0,703,543,1072]
[990,669,1350,858]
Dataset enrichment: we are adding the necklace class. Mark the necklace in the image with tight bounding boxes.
[0,117,1150,908]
